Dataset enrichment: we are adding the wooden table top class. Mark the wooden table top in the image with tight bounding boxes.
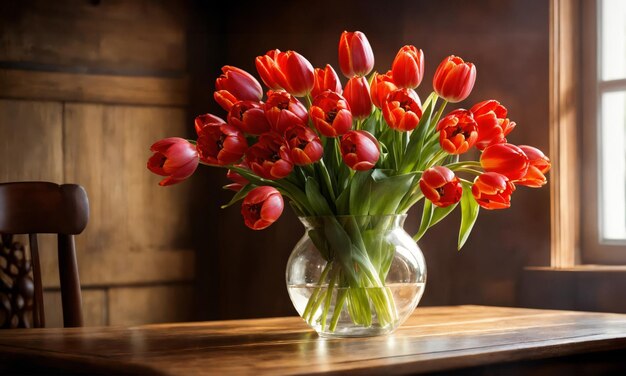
[1,305,626,375]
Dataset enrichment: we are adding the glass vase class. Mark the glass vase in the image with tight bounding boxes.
[286,214,426,338]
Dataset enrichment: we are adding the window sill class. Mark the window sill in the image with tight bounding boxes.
[520,265,626,313]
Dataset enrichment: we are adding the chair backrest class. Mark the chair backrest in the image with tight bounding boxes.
[0,182,89,328]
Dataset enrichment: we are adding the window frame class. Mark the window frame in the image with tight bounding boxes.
[580,0,626,264]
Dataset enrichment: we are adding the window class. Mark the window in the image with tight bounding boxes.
[581,0,626,263]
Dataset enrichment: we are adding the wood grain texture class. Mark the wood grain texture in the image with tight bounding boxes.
[0,69,189,106]
[0,100,63,183]
[0,306,625,375]
[0,0,187,74]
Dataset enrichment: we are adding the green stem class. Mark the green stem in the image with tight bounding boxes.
[321,266,339,331]
[329,288,349,332]
[302,261,333,322]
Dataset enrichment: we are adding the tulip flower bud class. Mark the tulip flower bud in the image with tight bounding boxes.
[338,31,375,78]
[272,51,315,97]
[343,76,373,120]
[515,145,550,187]
[255,49,282,90]
[391,45,424,89]
[245,133,293,180]
[147,138,199,186]
[471,100,516,150]
[419,166,463,208]
[382,88,422,131]
[311,64,343,99]
[340,130,380,171]
[310,91,353,137]
[194,113,226,135]
[433,55,476,103]
[285,125,323,166]
[241,186,284,230]
[196,124,247,166]
[213,90,239,112]
[264,91,309,134]
[370,71,397,109]
[225,167,249,192]
[227,101,271,135]
[480,143,529,181]
[215,66,263,107]
[472,172,516,209]
[436,109,478,154]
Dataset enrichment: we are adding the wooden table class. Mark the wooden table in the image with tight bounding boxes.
[1,305,626,375]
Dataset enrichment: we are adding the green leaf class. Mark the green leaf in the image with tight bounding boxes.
[220,184,254,209]
[400,96,436,172]
[349,171,373,215]
[430,202,458,228]
[368,170,416,214]
[362,112,378,134]
[458,182,480,250]
[414,199,433,242]
[305,178,333,216]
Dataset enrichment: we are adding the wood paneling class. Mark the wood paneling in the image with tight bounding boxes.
[0,69,189,106]
[0,0,187,74]
[0,100,63,182]
[0,306,625,375]
[63,103,192,253]
[108,284,194,325]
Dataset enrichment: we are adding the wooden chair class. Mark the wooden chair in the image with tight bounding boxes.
[0,182,88,328]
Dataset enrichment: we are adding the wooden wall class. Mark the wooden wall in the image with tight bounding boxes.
[0,0,196,326]
[191,0,552,319]
[1,0,553,325]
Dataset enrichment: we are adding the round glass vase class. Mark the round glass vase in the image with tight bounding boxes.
[286,214,426,338]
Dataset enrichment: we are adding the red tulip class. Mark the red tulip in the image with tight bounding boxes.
[340,130,380,171]
[472,172,515,210]
[311,64,342,99]
[241,186,284,230]
[310,91,353,137]
[147,138,199,186]
[285,125,323,165]
[225,167,249,192]
[215,66,263,109]
[272,50,315,97]
[382,88,423,131]
[255,49,282,90]
[264,90,308,134]
[391,45,424,89]
[370,71,398,109]
[338,31,375,78]
[433,55,476,103]
[245,133,293,179]
[343,76,372,120]
[471,100,516,150]
[196,123,247,166]
[480,143,529,181]
[419,166,462,208]
[515,145,550,187]
[194,113,226,135]
[436,109,478,154]
[213,90,239,112]
[227,101,271,135]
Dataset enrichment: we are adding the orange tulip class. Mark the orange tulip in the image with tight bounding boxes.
[391,45,424,89]
[245,133,293,179]
[272,50,315,97]
[227,101,271,135]
[433,55,476,103]
[471,100,516,150]
[310,91,353,137]
[436,109,478,154]
[311,64,342,99]
[472,172,515,209]
[255,49,282,90]
[215,66,263,110]
[343,76,372,120]
[285,125,323,166]
[514,145,550,187]
[338,31,375,78]
[382,88,423,131]
[196,124,247,166]
[480,143,529,181]
[264,90,308,134]
[419,166,462,208]
[370,71,398,109]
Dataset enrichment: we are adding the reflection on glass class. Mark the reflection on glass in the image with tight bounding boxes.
[600,91,626,240]
[602,0,626,81]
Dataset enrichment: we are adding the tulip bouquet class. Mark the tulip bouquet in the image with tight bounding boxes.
[148,31,549,333]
